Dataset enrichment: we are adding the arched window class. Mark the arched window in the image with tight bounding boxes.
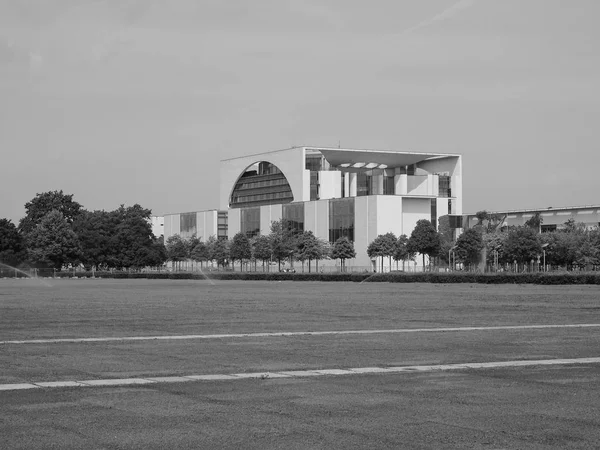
[230,161,294,208]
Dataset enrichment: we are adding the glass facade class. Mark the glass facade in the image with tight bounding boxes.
[438,175,451,197]
[329,198,355,243]
[282,203,304,235]
[383,176,395,195]
[217,211,228,240]
[230,162,293,208]
[180,212,197,238]
[356,173,371,196]
[240,207,261,238]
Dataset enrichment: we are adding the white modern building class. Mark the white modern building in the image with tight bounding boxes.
[150,216,165,238]
[164,146,463,269]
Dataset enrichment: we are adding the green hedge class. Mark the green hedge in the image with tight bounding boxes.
[37,271,600,284]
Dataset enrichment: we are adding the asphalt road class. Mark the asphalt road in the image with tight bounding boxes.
[1,279,599,448]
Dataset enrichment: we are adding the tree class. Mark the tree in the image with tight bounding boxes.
[19,190,83,235]
[393,234,413,271]
[212,238,230,269]
[252,235,273,271]
[229,232,252,270]
[330,237,356,272]
[483,230,508,267]
[190,241,210,269]
[367,233,397,272]
[73,210,113,270]
[109,205,159,269]
[145,238,167,269]
[524,212,543,232]
[455,228,484,267]
[26,210,81,269]
[407,219,441,270]
[295,231,327,272]
[502,226,542,265]
[165,234,188,270]
[269,219,296,271]
[0,219,24,267]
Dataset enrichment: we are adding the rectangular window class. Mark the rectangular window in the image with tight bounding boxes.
[217,211,228,240]
[240,207,261,238]
[180,212,197,238]
[383,176,395,195]
[329,198,355,243]
[357,173,371,196]
[438,175,451,197]
[283,203,304,235]
[541,224,557,233]
[449,215,463,229]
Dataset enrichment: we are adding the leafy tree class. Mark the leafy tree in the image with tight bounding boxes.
[295,231,327,272]
[475,210,489,225]
[229,232,252,270]
[269,219,296,271]
[367,233,396,272]
[212,238,230,269]
[407,219,441,270]
[73,210,113,270]
[502,226,541,265]
[252,235,273,271]
[455,228,484,267]
[524,212,543,232]
[19,190,83,235]
[110,204,158,269]
[330,237,356,272]
[190,241,210,269]
[165,234,188,270]
[483,230,508,267]
[26,210,81,269]
[393,234,413,270]
[0,219,24,266]
[145,238,167,268]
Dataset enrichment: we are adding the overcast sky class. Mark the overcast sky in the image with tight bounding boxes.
[1,0,599,223]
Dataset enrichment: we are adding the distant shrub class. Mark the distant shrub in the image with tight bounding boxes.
[35,270,600,284]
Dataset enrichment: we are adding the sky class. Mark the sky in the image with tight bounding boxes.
[1,0,599,224]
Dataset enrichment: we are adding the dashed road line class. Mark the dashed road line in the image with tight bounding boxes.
[2,323,600,346]
[1,357,599,392]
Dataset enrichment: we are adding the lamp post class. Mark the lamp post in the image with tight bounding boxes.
[541,243,549,272]
[449,246,457,272]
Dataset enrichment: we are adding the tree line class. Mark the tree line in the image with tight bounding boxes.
[0,191,165,270]
[2,191,598,272]
[165,219,357,272]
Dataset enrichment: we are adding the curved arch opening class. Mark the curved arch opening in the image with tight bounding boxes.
[229,161,294,209]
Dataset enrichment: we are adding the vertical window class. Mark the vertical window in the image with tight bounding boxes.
[430,199,437,230]
[283,203,304,235]
[240,207,261,238]
[329,198,355,243]
[383,176,395,195]
[357,173,371,196]
[438,175,451,197]
[217,211,228,240]
[180,212,197,238]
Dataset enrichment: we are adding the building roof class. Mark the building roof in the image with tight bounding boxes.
[306,146,459,168]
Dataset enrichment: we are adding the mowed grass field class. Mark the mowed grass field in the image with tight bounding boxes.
[1,279,600,449]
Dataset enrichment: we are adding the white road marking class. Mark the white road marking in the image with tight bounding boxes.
[1,357,599,392]
[2,323,600,346]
